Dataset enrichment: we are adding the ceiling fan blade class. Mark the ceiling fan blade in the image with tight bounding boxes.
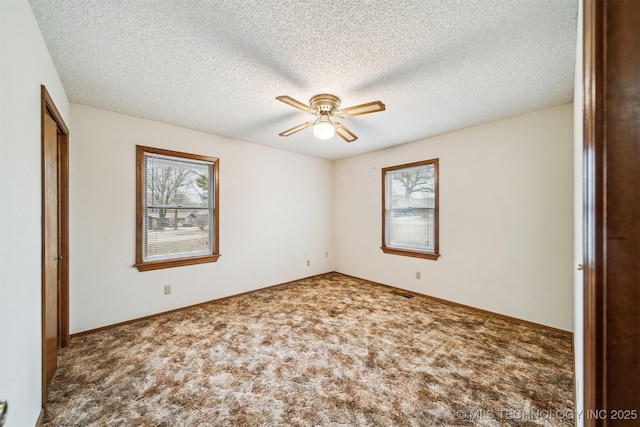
[334,123,358,143]
[337,100,386,118]
[279,122,312,137]
[276,96,316,114]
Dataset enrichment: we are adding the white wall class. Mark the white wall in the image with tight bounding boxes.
[334,104,574,331]
[69,104,333,333]
[0,1,69,426]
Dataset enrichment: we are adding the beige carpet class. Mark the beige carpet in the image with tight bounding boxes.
[44,273,574,426]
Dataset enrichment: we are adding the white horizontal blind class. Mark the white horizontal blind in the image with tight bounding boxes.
[143,153,214,261]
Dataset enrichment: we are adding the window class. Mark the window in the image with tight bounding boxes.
[135,146,219,271]
[381,159,439,260]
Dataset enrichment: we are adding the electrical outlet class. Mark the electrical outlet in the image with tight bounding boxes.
[415,272,421,280]
[164,285,172,295]
[306,259,311,267]
[325,251,329,258]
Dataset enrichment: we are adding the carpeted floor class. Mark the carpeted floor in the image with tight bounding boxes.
[44,273,574,426]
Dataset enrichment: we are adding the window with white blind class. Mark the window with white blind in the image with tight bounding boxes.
[381,159,439,260]
[135,145,219,271]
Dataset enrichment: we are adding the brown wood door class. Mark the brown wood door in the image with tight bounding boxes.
[41,86,70,407]
[43,111,59,387]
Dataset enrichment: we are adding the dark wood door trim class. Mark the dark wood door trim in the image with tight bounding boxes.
[583,1,640,425]
[583,0,604,419]
[40,86,70,407]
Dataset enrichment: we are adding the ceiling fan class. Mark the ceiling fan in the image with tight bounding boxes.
[276,94,385,143]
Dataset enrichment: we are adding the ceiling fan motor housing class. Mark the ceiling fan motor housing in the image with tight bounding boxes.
[310,94,340,114]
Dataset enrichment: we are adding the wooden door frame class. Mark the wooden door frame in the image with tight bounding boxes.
[40,85,70,405]
[583,0,603,418]
[583,0,640,424]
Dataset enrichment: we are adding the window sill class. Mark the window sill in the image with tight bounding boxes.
[381,246,439,260]
[135,253,220,271]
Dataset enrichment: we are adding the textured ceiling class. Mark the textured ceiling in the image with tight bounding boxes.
[29,0,578,160]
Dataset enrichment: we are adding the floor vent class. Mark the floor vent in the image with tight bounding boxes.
[390,290,414,299]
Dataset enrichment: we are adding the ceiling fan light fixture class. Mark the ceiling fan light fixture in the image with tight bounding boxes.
[276,93,384,142]
[313,115,335,140]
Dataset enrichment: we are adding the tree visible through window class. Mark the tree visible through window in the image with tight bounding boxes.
[381,159,439,260]
[135,146,219,271]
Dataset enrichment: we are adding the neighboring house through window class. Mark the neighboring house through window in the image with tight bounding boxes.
[135,145,219,271]
[381,159,439,260]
